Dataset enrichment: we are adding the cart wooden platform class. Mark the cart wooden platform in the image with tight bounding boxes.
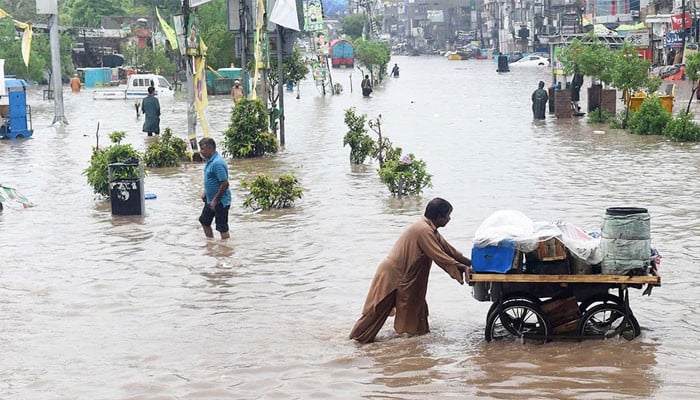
[468,271,661,343]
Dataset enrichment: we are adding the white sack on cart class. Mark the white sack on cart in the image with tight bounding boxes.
[473,210,559,253]
[553,221,603,264]
[473,210,602,264]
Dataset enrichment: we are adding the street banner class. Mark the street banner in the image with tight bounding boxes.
[303,0,323,32]
[13,20,32,69]
[186,15,200,56]
[665,31,685,48]
[0,59,5,96]
[156,8,179,50]
[189,0,214,7]
[270,0,300,30]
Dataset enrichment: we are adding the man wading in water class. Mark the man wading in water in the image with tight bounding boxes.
[350,198,472,343]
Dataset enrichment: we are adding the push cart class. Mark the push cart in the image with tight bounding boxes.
[468,271,661,343]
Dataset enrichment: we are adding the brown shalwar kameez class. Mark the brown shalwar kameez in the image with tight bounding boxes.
[350,217,465,343]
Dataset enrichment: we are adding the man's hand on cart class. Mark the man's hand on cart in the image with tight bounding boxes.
[455,263,470,285]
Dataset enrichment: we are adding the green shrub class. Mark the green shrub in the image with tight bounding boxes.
[587,107,612,124]
[143,128,189,167]
[83,131,143,197]
[378,153,432,197]
[223,98,279,158]
[664,111,700,141]
[609,111,626,129]
[343,108,375,164]
[627,96,671,135]
[242,172,303,210]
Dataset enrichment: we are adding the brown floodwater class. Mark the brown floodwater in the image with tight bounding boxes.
[1,56,699,399]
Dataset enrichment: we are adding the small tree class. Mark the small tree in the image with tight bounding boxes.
[266,47,310,106]
[341,109,432,196]
[143,128,189,167]
[242,172,303,210]
[561,34,615,121]
[684,53,700,113]
[354,38,392,82]
[340,14,364,39]
[609,43,654,129]
[83,131,143,197]
[343,107,375,164]
[378,153,433,197]
[223,98,279,158]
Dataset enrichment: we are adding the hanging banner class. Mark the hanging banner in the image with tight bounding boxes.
[16,21,32,69]
[671,12,691,30]
[0,59,5,96]
[156,8,179,50]
[189,0,214,7]
[665,31,685,48]
[303,0,323,32]
[186,14,200,56]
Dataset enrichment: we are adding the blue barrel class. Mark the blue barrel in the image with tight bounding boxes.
[600,207,651,275]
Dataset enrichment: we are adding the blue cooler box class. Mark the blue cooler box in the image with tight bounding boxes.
[472,241,518,273]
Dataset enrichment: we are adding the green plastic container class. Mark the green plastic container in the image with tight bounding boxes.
[600,207,651,275]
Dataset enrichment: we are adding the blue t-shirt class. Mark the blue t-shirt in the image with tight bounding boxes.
[203,152,231,207]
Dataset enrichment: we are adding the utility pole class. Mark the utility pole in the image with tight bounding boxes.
[681,0,687,60]
[276,25,285,146]
[46,10,68,125]
[183,0,198,152]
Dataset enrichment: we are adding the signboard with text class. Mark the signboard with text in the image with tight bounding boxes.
[671,12,691,30]
[625,29,649,47]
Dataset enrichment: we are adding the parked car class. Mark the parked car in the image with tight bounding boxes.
[511,54,550,67]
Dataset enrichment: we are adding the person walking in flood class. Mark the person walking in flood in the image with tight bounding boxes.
[141,86,161,136]
[70,74,81,93]
[198,137,231,240]
[349,198,472,343]
[361,75,372,97]
[231,79,244,105]
[531,81,549,120]
[570,70,584,113]
[391,63,400,77]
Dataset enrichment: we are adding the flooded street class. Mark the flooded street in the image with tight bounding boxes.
[1,56,700,399]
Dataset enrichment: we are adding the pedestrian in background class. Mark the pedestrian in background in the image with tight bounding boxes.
[70,74,81,93]
[531,81,549,120]
[361,75,372,97]
[198,137,231,240]
[141,86,160,136]
[231,80,244,105]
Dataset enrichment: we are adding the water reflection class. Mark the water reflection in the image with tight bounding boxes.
[467,340,659,399]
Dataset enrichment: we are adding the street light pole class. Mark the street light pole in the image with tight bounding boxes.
[277,25,285,146]
[48,13,68,125]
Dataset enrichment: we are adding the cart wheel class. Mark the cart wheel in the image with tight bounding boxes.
[578,303,640,341]
[486,292,542,319]
[485,300,551,343]
[578,293,624,314]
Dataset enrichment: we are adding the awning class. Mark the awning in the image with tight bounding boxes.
[645,14,673,24]
[617,22,646,31]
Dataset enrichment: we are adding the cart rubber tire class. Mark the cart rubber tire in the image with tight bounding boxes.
[578,293,624,314]
[578,303,641,341]
[486,292,543,320]
[485,300,552,343]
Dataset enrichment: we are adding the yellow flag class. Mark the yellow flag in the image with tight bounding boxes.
[0,7,10,18]
[14,21,32,69]
[194,56,208,112]
[156,8,178,51]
